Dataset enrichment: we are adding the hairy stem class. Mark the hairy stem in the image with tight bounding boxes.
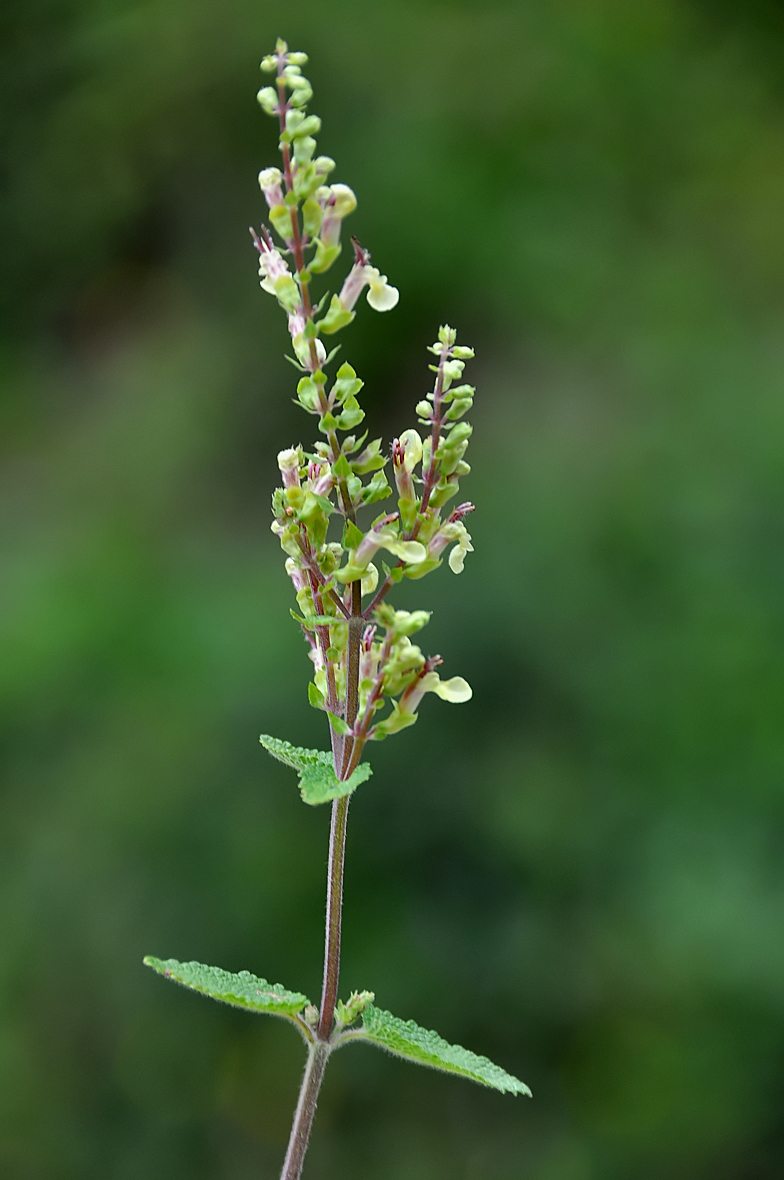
[317,792,350,1041]
[279,1041,331,1180]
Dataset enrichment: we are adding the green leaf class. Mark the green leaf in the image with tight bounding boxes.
[260,734,372,805]
[143,957,310,1020]
[349,1005,531,1096]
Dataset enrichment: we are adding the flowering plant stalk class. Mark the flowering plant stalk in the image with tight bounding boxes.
[144,40,529,1180]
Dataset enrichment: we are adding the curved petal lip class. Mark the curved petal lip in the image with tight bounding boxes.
[367,283,400,311]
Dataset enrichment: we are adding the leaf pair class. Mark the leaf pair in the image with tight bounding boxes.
[143,957,530,1097]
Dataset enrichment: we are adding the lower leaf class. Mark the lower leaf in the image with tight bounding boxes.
[144,957,311,1022]
[346,1003,531,1096]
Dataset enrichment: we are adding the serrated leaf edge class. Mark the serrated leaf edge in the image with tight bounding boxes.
[259,734,372,806]
[339,1003,531,1096]
[143,956,314,1039]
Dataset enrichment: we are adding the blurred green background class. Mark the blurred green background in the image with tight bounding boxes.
[2,0,784,1177]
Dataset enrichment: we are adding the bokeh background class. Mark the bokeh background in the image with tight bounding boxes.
[3,0,784,1177]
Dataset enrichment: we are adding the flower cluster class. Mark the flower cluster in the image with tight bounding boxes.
[256,40,476,780]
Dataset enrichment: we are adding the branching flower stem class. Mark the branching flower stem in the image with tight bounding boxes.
[362,341,451,618]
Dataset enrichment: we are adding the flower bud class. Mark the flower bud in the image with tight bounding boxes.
[257,87,278,115]
[284,71,311,91]
[319,184,357,249]
[286,111,321,138]
[389,609,431,636]
[443,421,472,447]
[392,437,414,501]
[441,359,465,390]
[258,167,284,207]
[293,136,317,166]
[284,556,307,593]
[277,447,301,489]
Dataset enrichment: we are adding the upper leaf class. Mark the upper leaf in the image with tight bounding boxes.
[260,734,372,805]
[144,957,311,1019]
[348,1004,531,1096]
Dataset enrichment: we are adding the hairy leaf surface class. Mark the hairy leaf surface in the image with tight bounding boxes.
[144,957,310,1018]
[352,1004,531,1095]
[259,734,372,804]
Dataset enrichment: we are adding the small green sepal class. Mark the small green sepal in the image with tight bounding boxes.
[336,990,375,1028]
[327,711,351,735]
[342,519,364,550]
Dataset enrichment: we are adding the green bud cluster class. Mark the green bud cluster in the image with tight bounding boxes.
[255,42,477,778]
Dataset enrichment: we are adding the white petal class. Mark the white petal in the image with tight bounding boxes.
[367,278,399,312]
[433,676,472,703]
[448,546,466,574]
[361,563,379,596]
[258,167,282,190]
[385,539,427,563]
[399,428,422,471]
[329,183,357,217]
